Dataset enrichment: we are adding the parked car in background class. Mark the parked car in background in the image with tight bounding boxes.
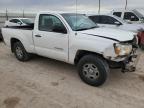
[2,12,139,86]
[88,14,144,49]
[4,18,34,27]
[111,9,144,24]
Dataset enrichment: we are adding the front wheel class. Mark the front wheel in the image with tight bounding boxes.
[77,55,109,87]
[13,42,31,61]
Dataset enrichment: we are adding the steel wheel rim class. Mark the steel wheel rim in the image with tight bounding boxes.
[82,63,100,80]
[15,46,23,58]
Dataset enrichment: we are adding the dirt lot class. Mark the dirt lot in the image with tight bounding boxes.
[0,42,144,108]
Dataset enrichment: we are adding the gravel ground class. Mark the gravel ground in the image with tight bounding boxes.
[0,42,144,108]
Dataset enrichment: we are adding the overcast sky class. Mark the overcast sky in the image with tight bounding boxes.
[0,0,144,12]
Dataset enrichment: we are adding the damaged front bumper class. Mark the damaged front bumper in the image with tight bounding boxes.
[121,49,141,73]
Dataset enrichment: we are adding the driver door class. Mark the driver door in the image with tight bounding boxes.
[34,14,69,62]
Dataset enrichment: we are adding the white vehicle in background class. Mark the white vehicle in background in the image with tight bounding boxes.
[4,18,34,27]
[88,14,144,32]
[2,12,139,86]
[88,14,144,48]
[111,9,144,24]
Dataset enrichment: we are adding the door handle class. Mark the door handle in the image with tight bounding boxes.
[35,35,42,37]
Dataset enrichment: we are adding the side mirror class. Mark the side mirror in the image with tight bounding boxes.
[53,25,67,34]
[114,21,121,26]
[17,22,22,25]
[140,18,144,21]
[128,20,133,24]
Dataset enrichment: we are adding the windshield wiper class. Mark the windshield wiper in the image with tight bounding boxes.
[75,26,97,31]
[75,28,90,31]
[89,26,98,29]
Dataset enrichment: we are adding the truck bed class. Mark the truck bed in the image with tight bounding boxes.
[2,25,34,52]
[5,24,34,30]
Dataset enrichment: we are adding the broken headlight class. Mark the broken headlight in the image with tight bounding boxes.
[114,43,132,56]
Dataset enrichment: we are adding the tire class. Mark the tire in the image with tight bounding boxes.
[77,55,109,87]
[13,41,31,61]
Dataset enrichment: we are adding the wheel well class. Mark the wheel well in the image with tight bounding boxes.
[11,38,20,52]
[74,50,103,65]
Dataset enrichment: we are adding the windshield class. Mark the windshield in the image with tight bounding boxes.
[62,14,98,31]
[21,19,33,25]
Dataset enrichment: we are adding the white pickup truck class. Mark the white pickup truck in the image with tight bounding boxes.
[111,9,144,24]
[2,12,139,86]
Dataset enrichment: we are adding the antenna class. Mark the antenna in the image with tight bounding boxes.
[6,8,8,20]
[75,0,78,34]
[98,0,101,14]
[23,9,25,18]
[76,0,77,13]
[125,0,127,10]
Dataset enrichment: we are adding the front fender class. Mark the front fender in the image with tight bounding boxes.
[68,34,117,64]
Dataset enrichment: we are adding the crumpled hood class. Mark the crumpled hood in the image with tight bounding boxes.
[78,27,135,42]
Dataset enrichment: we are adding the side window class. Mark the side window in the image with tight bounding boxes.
[89,16,100,23]
[10,19,21,23]
[9,19,16,23]
[15,19,21,23]
[113,12,122,17]
[100,16,119,25]
[124,12,139,21]
[39,14,67,33]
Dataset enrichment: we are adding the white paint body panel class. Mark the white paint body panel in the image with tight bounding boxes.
[2,28,35,53]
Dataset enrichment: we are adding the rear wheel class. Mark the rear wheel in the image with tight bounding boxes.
[77,55,109,87]
[13,42,31,61]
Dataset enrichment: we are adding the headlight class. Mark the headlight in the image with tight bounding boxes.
[114,43,132,56]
